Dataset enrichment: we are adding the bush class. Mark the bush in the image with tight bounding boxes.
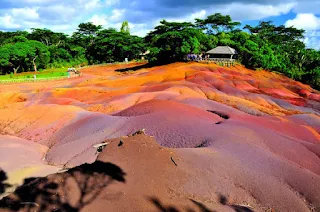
[10,72,13,78]
[48,58,88,69]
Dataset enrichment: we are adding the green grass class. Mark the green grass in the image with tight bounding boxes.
[0,68,68,80]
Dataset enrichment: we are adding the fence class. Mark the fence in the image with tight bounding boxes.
[208,58,236,62]
[0,75,80,84]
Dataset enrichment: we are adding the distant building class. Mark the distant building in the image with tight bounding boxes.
[206,46,237,61]
[139,50,150,60]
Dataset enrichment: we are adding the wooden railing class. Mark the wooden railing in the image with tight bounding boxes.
[0,75,81,84]
[186,58,236,62]
[208,58,235,62]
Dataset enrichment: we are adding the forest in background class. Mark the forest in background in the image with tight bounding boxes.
[0,13,319,89]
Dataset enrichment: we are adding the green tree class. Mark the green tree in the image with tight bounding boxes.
[0,40,50,74]
[196,13,240,34]
[28,28,68,47]
[88,29,145,64]
[3,36,28,44]
[72,22,102,47]
[120,21,130,34]
[0,31,29,46]
[146,20,206,63]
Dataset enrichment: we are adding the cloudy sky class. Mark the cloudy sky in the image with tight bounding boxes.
[0,0,320,49]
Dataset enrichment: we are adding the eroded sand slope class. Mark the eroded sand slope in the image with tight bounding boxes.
[0,62,319,211]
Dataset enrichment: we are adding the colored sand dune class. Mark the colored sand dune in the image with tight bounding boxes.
[0,62,319,212]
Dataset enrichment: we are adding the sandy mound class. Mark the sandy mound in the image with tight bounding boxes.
[0,62,319,211]
[0,136,60,199]
[1,134,319,212]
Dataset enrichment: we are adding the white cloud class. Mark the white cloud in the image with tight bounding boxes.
[0,7,39,29]
[190,10,207,20]
[215,2,296,21]
[49,24,77,32]
[129,23,151,37]
[88,13,123,29]
[109,9,125,22]
[83,0,101,10]
[285,13,320,31]
[88,14,149,36]
[285,14,320,49]
[303,30,320,49]
[0,15,21,29]
[89,14,109,26]
[135,2,295,38]
[105,0,119,7]
[11,7,39,20]
[23,0,55,3]
[304,36,320,49]
[166,9,207,23]
[292,0,320,14]
[38,4,76,22]
[1,0,319,49]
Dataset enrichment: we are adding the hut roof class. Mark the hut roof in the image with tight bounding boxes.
[139,50,150,56]
[206,46,237,55]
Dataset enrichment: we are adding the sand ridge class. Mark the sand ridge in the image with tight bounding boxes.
[0,62,319,211]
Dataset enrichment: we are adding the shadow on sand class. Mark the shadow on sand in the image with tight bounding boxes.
[149,197,214,212]
[149,195,254,212]
[0,161,126,212]
[114,63,153,73]
[219,195,254,212]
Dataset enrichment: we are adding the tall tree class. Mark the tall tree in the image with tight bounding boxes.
[120,21,130,34]
[146,20,207,63]
[88,29,145,63]
[0,40,50,74]
[28,28,68,47]
[196,13,240,34]
[244,21,304,45]
[72,22,102,47]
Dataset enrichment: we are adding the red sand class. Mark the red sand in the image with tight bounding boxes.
[0,62,319,211]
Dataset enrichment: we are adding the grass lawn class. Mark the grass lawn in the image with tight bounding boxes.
[0,68,68,80]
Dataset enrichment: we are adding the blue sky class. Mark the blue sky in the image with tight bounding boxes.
[0,0,320,49]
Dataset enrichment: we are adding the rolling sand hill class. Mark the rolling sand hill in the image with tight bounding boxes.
[0,62,319,212]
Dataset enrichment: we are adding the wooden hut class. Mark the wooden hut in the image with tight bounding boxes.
[206,46,237,61]
[139,50,150,60]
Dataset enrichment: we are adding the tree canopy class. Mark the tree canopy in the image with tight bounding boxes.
[0,13,319,89]
[120,21,130,34]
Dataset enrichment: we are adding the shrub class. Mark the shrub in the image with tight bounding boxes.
[10,72,13,78]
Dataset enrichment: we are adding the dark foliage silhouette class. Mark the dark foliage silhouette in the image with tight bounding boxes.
[0,161,126,212]
[0,169,10,195]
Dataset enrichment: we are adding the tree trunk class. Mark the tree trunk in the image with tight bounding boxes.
[13,65,20,75]
[32,56,38,73]
[56,40,62,47]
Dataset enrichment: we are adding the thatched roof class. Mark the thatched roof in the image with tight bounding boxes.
[206,46,237,55]
[139,50,150,56]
